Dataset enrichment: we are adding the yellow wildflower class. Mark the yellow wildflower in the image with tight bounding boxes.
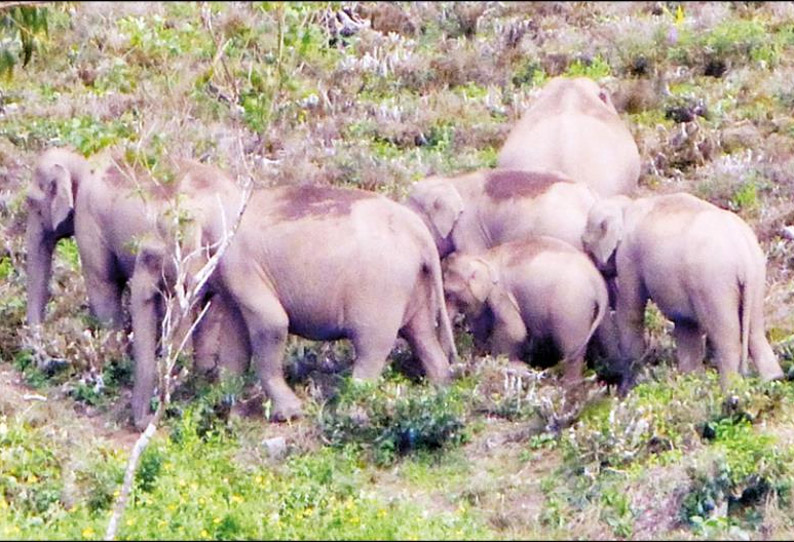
[377,508,387,519]
[26,474,38,484]
[201,530,209,538]
[126,518,134,527]
[198,497,206,506]
[213,517,222,525]
[231,495,243,504]
[82,527,95,537]
[674,4,685,25]
[190,483,198,491]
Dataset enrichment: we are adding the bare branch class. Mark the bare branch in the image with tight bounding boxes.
[104,166,253,542]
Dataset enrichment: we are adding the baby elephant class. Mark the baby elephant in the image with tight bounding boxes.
[442,237,608,386]
[582,192,784,389]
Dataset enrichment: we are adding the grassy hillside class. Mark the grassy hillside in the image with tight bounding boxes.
[2,2,794,539]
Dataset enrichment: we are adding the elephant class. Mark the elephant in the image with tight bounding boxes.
[442,236,608,386]
[129,165,457,427]
[581,192,784,390]
[497,76,641,197]
[25,147,248,423]
[406,168,597,258]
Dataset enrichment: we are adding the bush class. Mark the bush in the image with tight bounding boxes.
[318,373,468,465]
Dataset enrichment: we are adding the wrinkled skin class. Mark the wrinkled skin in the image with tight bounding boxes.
[130,167,457,426]
[582,192,784,392]
[443,236,608,387]
[498,77,641,197]
[406,168,597,258]
[26,148,248,428]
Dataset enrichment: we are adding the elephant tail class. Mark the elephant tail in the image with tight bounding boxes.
[739,277,751,376]
[425,251,458,365]
[569,273,609,363]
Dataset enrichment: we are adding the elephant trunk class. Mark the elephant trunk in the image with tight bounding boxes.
[25,212,56,326]
[129,258,163,430]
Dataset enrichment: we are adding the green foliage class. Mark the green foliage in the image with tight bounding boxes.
[319,373,469,465]
[729,180,759,214]
[564,55,611,79]
[1,114,135,154]
[681,416,792,529]
[0,5,50,78]
[670,17,785,70]
[55,238,81,271]
[512,61,547,88]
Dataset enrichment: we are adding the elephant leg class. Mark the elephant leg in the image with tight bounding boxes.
[84,272,125,328]
[554,317,592,390]
[233,290,298,422]
[749,330,783,381]
[489,303,528,364]
[193,293,250,377]
[192,296,222,375]
[400,306,451,384]
[696,295,742,389]
[217,297,251,378]
[672,320,706,373]
[748,287,784,381]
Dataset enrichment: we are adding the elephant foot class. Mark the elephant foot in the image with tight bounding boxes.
[617,372,636,398]
[132,411,154,432]
[759,366,784,383]
[269,396,304,423]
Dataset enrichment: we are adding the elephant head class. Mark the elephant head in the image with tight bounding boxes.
[407,177,464,258]
[581,196,632,273]
[441,253,498,321]
[25,148,89,326]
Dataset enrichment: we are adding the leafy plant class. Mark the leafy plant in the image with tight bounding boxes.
[0,4,50,77]
[319,374,469,465]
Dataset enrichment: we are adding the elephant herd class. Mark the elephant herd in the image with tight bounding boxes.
[23,76,784,430]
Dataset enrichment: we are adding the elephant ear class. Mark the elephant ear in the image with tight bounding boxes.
[48,164,75,231]
[466,257,498,304]
[592,206,624,267]
[411,180,464,239]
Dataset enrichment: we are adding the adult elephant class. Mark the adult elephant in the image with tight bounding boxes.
[129,166,457,428]
[25,147,248,416]
[498,76,641,197]
[406,168,597,258]
[582,192,784,391]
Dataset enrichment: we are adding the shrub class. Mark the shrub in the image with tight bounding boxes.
[318,373,468,465]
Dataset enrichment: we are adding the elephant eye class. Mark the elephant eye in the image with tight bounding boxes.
[600,219,608,233]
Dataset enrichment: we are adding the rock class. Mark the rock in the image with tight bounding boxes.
[262,436,288,460]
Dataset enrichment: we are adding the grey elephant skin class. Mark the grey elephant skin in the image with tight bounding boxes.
[129,163,457,428]
[25,147,246,424]
[582,192,784,390]
[498,77,641,197]
[442,236,608,386]
[406,168,597,258]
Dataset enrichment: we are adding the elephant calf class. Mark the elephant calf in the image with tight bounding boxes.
[442,236,608,386]
[582,192,784,390]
